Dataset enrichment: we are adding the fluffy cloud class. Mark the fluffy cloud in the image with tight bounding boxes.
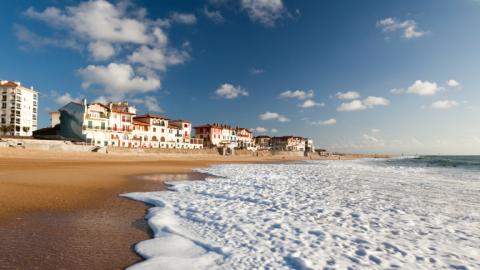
[363,96,390,108]
[23,1,190,101]
[203,7,224,24]
[170,12,197,25]
[241,0,285,26]
[78,63,160,100]
[25,1,150,44]
[279,90,314,100]
[88,41,116,60]
[407,80,441,96]
[311,118,336,125]
[298,99,325,108]
[337,96,389,112]
[259,111,289,122]
[376,17,426,39]
[128,46,188,71]
[255,126,268,133]
[447,79,461,88]
[390,88,405,95]
[215,83,249,99]
[337,100,367,112]
[131,96,163,112]
[254,127,278,133]
[431,100,458,109]
[54,92,82,105]
[335,91,360,100]
[371,128,381,133]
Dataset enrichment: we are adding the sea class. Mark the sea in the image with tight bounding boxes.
[123,156,480,270]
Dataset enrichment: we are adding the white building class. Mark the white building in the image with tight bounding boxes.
[0,80,38,136]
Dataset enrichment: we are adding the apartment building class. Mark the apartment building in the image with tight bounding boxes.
[0,80,38,136]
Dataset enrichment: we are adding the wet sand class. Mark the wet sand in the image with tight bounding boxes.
[0,148,303,269]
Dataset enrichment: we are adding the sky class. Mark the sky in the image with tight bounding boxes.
[1,0,480,155]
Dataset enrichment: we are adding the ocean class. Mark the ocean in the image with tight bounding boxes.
[123,157,480,270]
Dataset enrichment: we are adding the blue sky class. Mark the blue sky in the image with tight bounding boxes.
[1,0,480,154]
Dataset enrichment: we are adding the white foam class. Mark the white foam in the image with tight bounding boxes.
[124,160,480,269]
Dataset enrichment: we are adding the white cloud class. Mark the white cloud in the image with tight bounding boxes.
[270,128,278,133]
[241,0,285,26]
[337,100,367,112]
[390,88,405,95]
[26,1,150,44]
[279,90,314,100]
[371,128,381,133]
[215,83,248,99]
[337,96,389,112]
[431,100,458,109]
[407,80,441,96]
[22,1,190,102]
[362,134,380,143]
[259,111,289,122]
[311,118,336,125]
[447,79,461,88]
[255,126,268,133]
[78,63,160,100]
[128,46,189,71]
[131,96,163,112]
[88,41,116,60]
[298,99,325,108]
[363,96,390,107]
[376,17,426,39]
[14,24,79,50]
[170,12,197,25]
[203,7,224,23]
[335,91,360,100]
[55,92,81,105]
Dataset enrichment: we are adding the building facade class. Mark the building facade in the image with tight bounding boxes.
[194,123,240,149]
[58,99,202,149]
[236,127,255,150]
[271,136,307,152]
[255,135,272,150]
[0,80,38,136]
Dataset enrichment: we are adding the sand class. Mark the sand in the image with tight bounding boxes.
[0,148,313,269]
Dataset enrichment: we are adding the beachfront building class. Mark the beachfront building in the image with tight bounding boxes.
[236,127,255,150]
[194,123,238,149]
[271,136,306,152]
[305,139,315,153]
[0,80,38,136]
[58,99,202,149]
[49,111,60,127]
[255,135,272,150]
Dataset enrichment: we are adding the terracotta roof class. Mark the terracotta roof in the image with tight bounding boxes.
[170,119,191,123]
[168,124,179,129]
[0,81,18,87]
[112,109,135,115]
[134,114,169,120]
[193,123,233,129]
[133,121,150,126]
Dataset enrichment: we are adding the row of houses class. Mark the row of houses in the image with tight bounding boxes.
[1,80,316,152]
[50,99,315,152]
[52,99,203,149]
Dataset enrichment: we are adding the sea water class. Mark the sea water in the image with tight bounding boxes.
[123,157,480,270]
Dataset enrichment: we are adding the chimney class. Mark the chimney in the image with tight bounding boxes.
[82,98,87,106]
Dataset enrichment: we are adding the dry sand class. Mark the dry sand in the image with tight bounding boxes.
[0,148,314,270]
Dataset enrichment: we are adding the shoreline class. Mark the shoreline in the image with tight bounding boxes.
[0,147,344,269]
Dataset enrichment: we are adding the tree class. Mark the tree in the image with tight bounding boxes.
[0,125,7,136]
[23,126,30,133]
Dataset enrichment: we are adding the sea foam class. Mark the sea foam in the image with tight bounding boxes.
[123,159,480,269]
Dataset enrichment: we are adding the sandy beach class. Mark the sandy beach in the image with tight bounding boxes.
[0,148,324,269]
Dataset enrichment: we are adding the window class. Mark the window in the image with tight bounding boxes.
[153,127,156,132]
[1,103,6,109]
[101,122,106,130]
[88,121,93,128]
